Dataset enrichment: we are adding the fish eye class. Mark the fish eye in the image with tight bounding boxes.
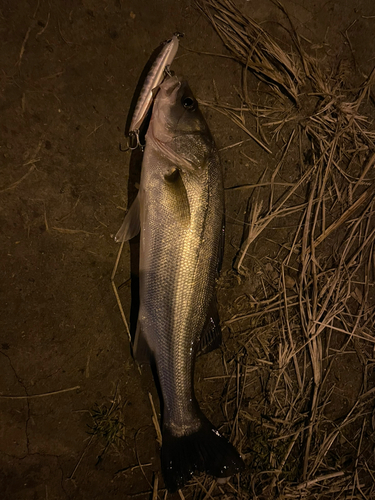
[182,96,196,111]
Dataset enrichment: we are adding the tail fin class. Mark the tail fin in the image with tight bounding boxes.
[161,417,245,492]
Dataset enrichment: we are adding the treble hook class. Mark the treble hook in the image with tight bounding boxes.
[128,130,145,151]
[119,131,144,152]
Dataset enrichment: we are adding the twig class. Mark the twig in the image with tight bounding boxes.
[68,435,94,480]
[198,99,272,153]
[0,164,37,193]
[110,239,131,343]
[353,152,375,193]
[225,181,294,191]
[0,385,80,399]
[296,471,345,489]
[87,123,103,138]
[269,129,296,210]
[111,279,131,343]
[310,186,374,249]
[36,12,50,38]
[51,227,96,235]
[152,474,159,500]
[219,138,252,151]
[16,25,33,67]
[111,239,125,281]
[149,393,162,446]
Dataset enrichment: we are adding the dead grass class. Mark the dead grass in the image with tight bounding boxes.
[176,1,375,499]
[197,0,302,105]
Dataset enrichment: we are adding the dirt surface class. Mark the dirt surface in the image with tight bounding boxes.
[1,1,374,499]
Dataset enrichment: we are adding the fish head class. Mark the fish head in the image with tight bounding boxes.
[148,76,213,169]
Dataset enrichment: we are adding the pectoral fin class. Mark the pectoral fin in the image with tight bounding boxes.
[164,169,190,227]
[115,194,141,242]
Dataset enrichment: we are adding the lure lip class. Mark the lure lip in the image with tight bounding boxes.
[127,33,182,148]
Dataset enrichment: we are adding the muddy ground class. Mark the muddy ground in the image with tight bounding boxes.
[1,0,374,499]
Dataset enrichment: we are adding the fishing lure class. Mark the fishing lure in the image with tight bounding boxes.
[128,32,183,149]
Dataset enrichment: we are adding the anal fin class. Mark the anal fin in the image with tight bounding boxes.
[197,295,222,356]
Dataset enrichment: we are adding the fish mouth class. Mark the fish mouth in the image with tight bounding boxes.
[147,76,182,144]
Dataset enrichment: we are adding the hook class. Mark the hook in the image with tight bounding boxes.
[119,142,129,152]
[128,130,145,151]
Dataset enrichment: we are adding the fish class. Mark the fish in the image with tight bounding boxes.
[116,75,244,491]
[128,33,182,149]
